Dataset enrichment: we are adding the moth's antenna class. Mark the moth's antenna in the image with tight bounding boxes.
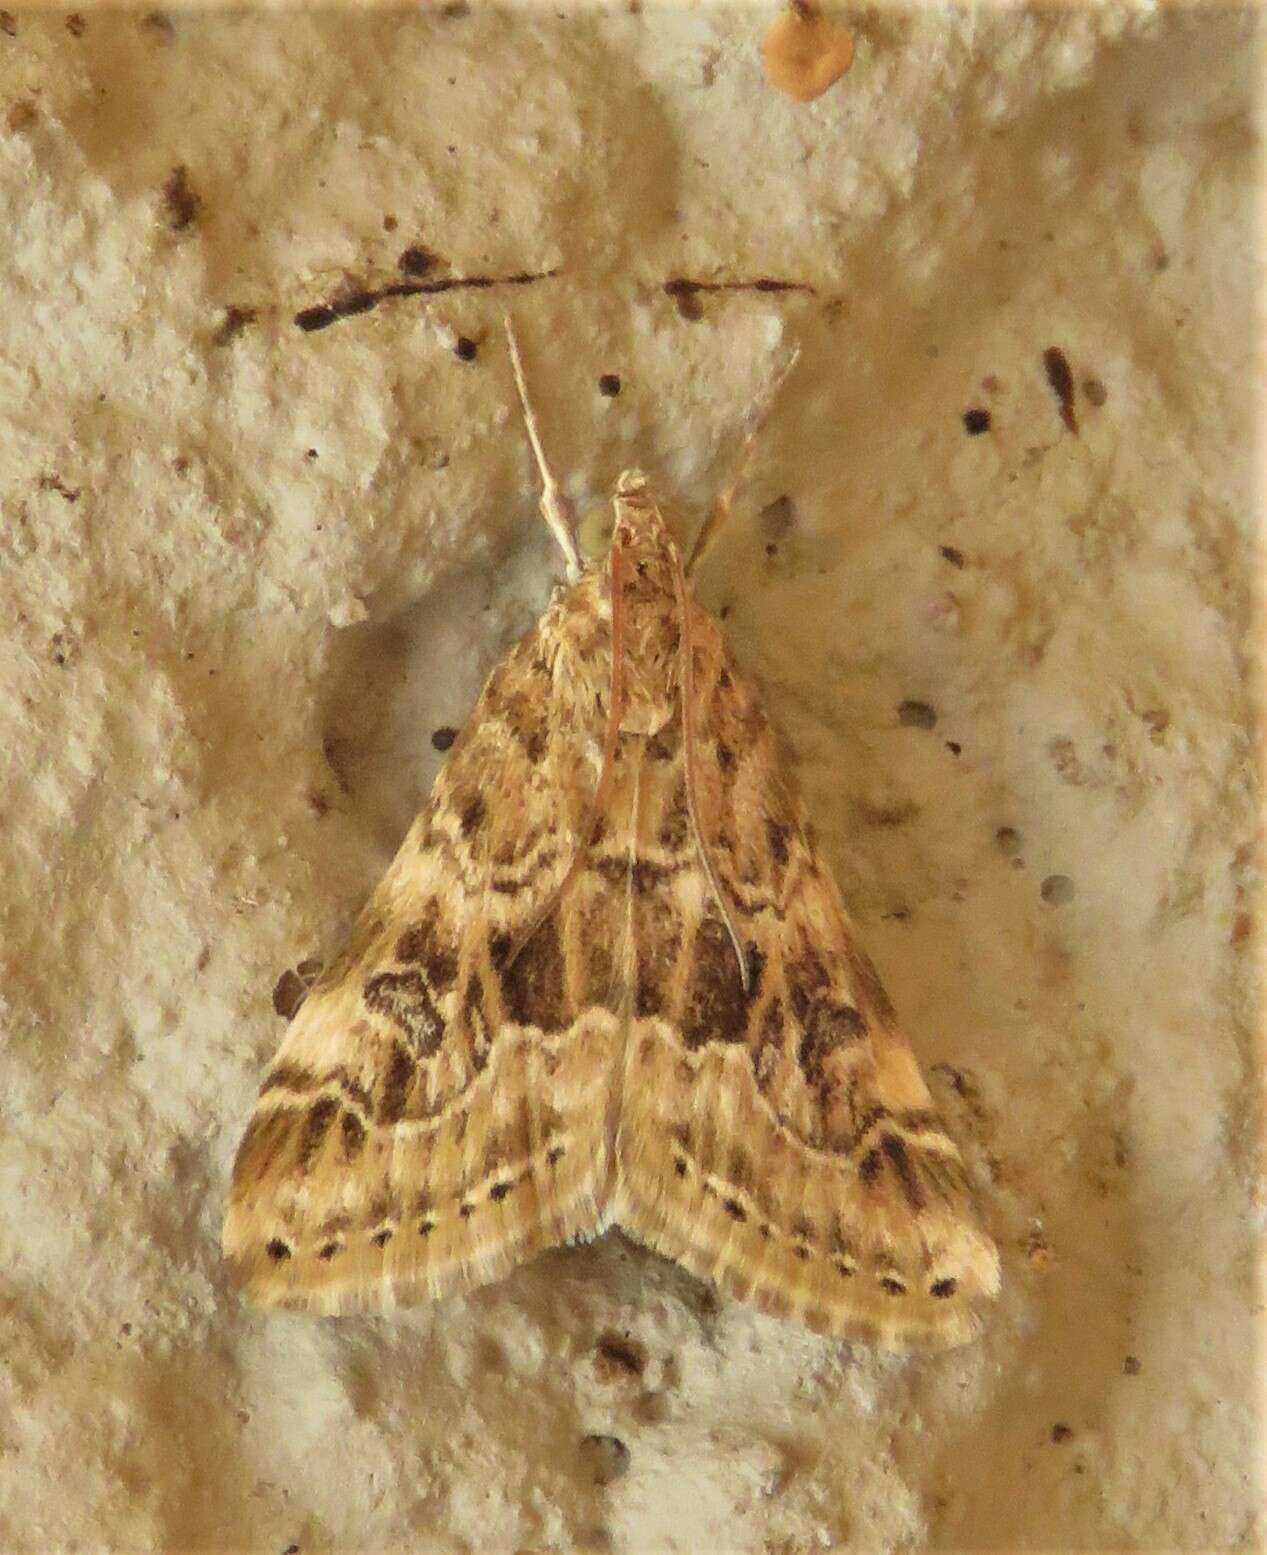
[504,316,584,581]
[685,346,801,576]
[670,546,751,993]
[503,535,629,974]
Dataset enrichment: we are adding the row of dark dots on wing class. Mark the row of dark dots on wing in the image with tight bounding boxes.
[263,1142,568,1265]
[672,1151,958,1302]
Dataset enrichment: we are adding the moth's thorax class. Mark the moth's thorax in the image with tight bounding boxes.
[610,470,685,737]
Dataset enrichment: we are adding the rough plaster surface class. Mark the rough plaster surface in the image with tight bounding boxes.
[0,4,1261,1551]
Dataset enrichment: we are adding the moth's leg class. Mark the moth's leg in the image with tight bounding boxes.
[684,347,801,576]
[670,547,750,993]
[504,316,584,581]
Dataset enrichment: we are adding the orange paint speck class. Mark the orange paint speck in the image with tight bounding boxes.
[762,5,855,103]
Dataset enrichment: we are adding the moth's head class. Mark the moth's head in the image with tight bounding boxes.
[607,469,684,599]
[575,469,678,566]
[615,469,684,556]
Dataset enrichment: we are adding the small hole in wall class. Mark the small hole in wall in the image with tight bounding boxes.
[1040,873,1075,906]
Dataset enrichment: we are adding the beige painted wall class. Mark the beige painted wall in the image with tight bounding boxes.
[0,4,1259,1550]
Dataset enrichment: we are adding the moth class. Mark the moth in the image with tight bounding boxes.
[223,322,1000,1348]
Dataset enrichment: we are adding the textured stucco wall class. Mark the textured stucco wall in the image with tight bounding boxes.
[0,4,1260,1551]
